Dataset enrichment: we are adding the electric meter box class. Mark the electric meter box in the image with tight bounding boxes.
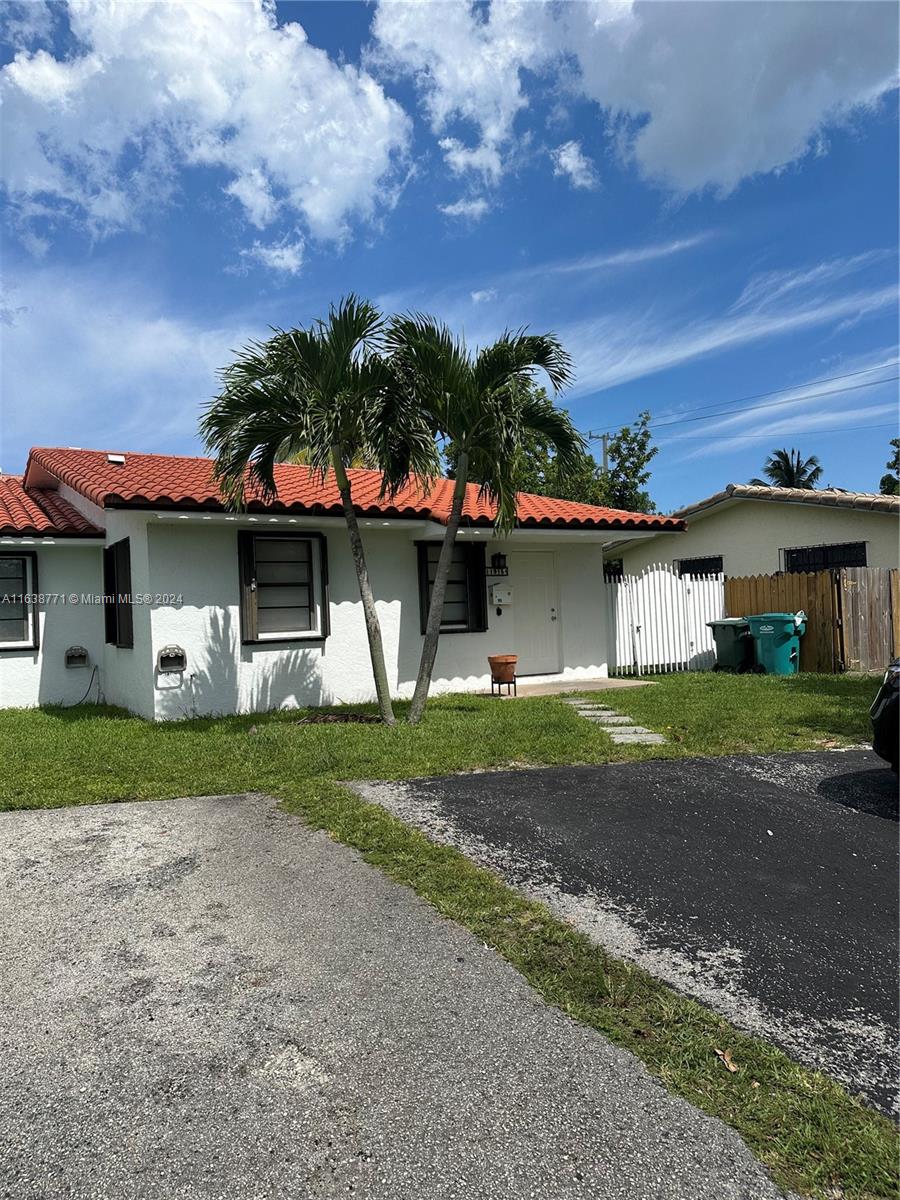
[157,645,187,673]
[490,585,514,606]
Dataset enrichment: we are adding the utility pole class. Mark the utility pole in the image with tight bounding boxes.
[587,430,609,473]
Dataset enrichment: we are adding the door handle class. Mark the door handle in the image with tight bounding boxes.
[550,608,557,621]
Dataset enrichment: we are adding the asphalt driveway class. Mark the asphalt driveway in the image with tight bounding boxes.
[0,794,791,1200]
[355,750,899,1115]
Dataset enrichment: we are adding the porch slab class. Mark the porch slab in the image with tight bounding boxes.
[495,677,653,699]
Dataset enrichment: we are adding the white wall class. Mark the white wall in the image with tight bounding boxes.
[144,521,608,719]
[99,510,157,719]
[0,543,104,708]
[619,500,899,576]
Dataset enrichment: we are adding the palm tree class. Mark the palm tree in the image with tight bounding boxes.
[385,317,580,725]
[199,296,440,725]
[751,448,823,489]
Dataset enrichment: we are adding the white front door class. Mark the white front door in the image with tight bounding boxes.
[509,551,561,675]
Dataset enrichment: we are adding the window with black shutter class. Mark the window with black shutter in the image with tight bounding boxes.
[676,555,724,578]
[238,532,329,643]
[782,542,867,573]
[416,542,487,633]
[103,537,133,648]
[0,552,38,650]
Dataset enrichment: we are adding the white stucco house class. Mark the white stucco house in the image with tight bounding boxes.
[0,446,684,719]
[610,483,899,579]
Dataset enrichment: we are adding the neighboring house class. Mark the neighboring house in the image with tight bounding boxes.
[0,447,684,718]
[612,484,899,579]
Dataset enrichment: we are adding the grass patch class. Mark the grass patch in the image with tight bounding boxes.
[0,674,894,1198]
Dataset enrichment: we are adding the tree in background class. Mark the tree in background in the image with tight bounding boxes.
[879,438,899,495]
[751,447,823,489]
[446,382,603,504]
[595,411,658,513]
[447,388,660,513]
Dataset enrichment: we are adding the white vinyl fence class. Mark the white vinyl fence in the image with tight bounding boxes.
[605,563,725,675]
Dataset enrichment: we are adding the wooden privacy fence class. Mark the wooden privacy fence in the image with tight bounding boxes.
[724,567,900,673]
[837,567,899,673]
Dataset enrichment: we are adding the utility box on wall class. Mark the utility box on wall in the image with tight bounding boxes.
[157,645,187,673]
[65,646,89,669]
[490,585,513,607]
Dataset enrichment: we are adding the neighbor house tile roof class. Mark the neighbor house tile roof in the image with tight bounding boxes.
[23,447,685,532]
[672,482,900,520]
[0,474,103,538]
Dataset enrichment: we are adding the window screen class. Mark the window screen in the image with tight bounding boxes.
[417,542,487,633]
[676,555,724,578]
[239,533,329,642]
[0,554,37,649]
[783,542,867,573]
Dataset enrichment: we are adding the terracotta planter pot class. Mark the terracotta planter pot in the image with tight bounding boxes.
[488,654,518,683]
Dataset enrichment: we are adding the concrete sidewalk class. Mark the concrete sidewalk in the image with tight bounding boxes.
[0,794,788,1199]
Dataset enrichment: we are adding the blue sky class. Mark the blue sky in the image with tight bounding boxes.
[1,0,898,512]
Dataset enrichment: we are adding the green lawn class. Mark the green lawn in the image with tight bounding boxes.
[0,673,894,1200]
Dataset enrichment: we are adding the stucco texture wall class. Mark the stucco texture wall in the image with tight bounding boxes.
[144,522,608,719]
[0,544,104,708]
[619,501,899,577]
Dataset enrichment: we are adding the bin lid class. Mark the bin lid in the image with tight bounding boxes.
[707,617,749,626]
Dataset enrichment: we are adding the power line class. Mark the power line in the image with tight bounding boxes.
[654,422,897,442]
[585,358,899,438]
[649,376,899,429]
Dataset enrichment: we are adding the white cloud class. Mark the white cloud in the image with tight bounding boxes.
[0,268,259,467]
[0,1,55,50]
[1,0,410,252]
[371,0,548,182]
[562,0,898,195]
[552,141,599,190]
[439,137,503,183]
[563,257,897,393]
[439,197,490,221]
[471,288,497,304]
[372,0,897,196]
[239,236,305,277]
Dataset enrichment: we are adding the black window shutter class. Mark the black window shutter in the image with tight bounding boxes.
[416,543,430,635]
[238,532,258,642]
[466,543,487,632]
[114,538,133,648]
[103,545,118,645]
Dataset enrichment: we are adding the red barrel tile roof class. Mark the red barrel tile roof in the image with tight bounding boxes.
[23,447,685,532]
[0,474,103,537]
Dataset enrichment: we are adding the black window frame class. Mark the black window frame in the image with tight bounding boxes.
[238,530,330,645]
[676,555,724,579]
[782,541,867,574]
[416,541,487,635]
[104,537,134,648]
[0,550,39,652]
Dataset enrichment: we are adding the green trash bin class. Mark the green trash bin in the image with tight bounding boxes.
[745,612,807,675]
[707,618,753,672]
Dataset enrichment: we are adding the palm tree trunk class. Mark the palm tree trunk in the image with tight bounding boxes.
[331,448,396,726]
[407,452,469,726]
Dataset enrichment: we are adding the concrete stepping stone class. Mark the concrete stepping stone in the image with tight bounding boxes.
[561,697,668,745]
[610,731,667,745]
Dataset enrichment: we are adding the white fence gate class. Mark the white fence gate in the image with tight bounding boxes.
[604,564,725,675]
